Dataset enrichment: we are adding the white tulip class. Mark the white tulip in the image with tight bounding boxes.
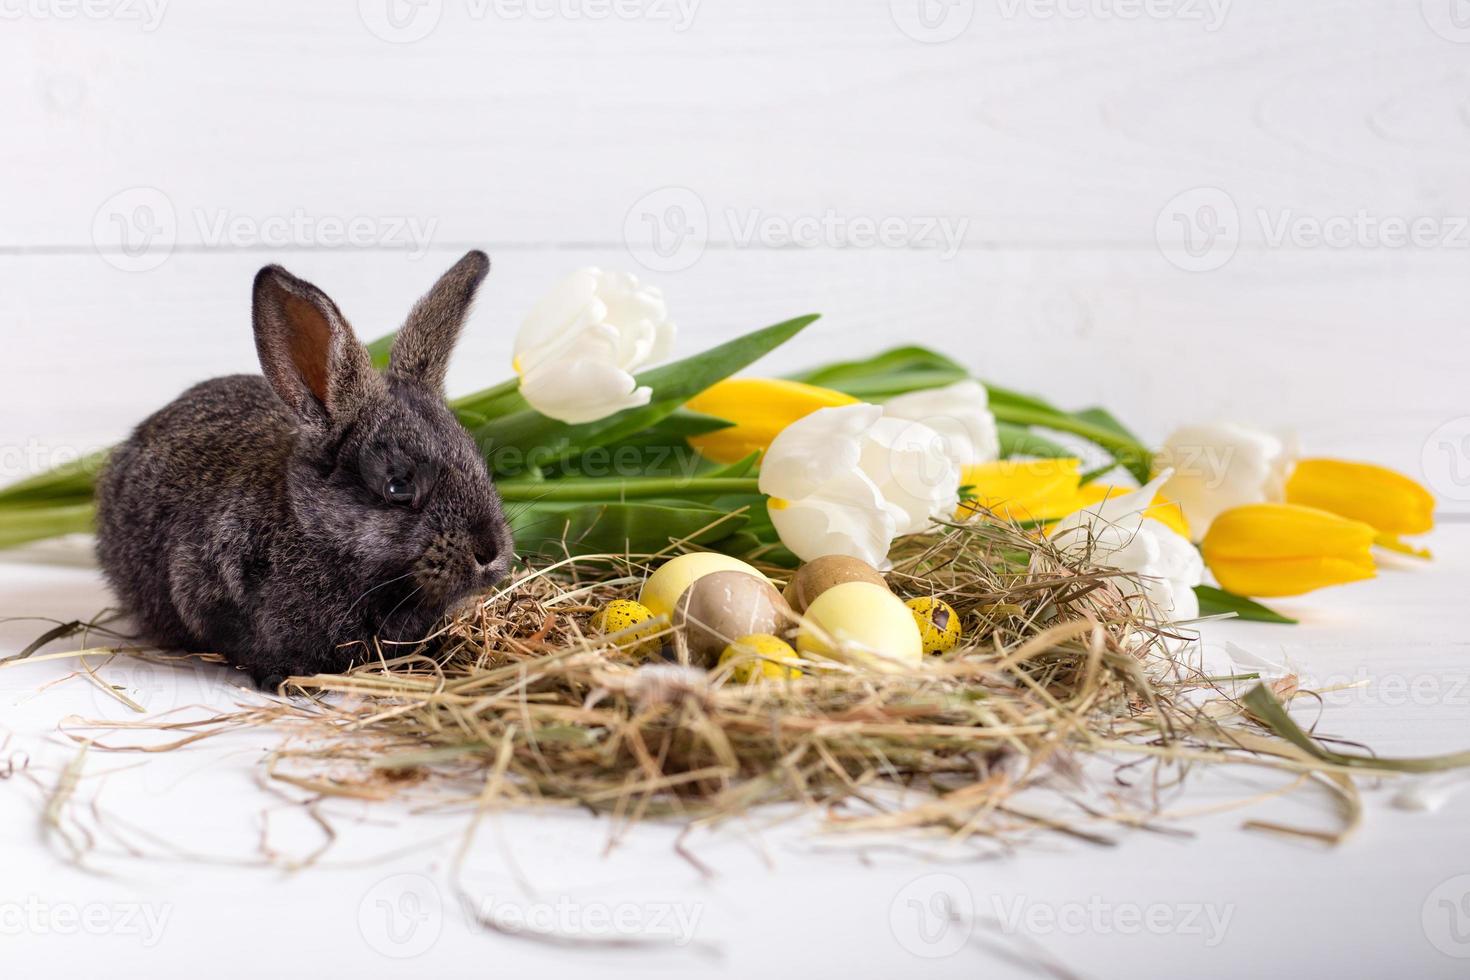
[759,404,962,568]
[882,380,1000,466]
[1047,473,1205,623]
[514,268,676,424]
[1155,423,1292,538]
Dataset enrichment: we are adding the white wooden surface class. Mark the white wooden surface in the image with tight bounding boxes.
[3,2,1470,977]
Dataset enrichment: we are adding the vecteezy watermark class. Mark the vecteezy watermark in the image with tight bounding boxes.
[193,208,438,257]
[461,895,704,945]
[995,0,1230,30]
[1421,0,1470,44]
[0,440,100,483]
[623,187,710,274]
[1423,874,1470,958]
[0,0,168,31]
[358,0,699,43]
[991,896,1235,947]
[890,873,976,958]
[92,188,439,271]
[0,899,173,946]
[1156,186,1470,271]
[358,873,444,959]
[87,657,234,718]
[624,186,969,272]
[1423,416,1470,507]
[92,187,177,273]
[1155,187,1240,272]
[888,875,1235,958]
[1305,667,1470,710]
[890,0,975,43]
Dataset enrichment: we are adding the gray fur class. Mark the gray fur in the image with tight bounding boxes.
[96,252,512,689]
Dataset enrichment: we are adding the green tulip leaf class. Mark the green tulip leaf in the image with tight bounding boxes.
[997,424,1072,460]
[1243,683,1470,773]
[0,450,108,507]
[788,345,969,400]
[550,412,738,479]
[1194,585,1297,625]
[512,500,749,557]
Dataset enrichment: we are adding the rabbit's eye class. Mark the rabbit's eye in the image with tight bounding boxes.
[385,476,415,504]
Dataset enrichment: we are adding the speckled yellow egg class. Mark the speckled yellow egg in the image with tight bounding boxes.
[589,599,661,656]
[797,581,923,671]
[782,554,890,613]
[905,597,962,654]
[718,634,801,682]
[638,553,768,617]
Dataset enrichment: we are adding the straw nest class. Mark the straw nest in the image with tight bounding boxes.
[30,511,1406,852]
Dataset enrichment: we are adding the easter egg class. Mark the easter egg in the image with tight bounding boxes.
[589,598,661,656]
[797,581,922,671]
[674,571,791,665]
[638,553,768,617]
[905,597,962,654]
[782,554,890,613]
[718,633,802,682]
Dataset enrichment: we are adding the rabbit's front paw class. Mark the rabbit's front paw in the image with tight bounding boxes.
[250,668,289,694]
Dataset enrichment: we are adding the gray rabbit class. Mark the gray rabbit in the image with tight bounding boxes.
[96,251,513,690]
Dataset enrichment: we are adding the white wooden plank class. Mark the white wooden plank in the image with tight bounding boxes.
[2,2,1468,246]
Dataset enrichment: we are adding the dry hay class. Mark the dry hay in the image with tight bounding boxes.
[21,511,1459,859]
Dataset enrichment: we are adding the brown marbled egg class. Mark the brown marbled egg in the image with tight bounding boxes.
[782,555,890,613]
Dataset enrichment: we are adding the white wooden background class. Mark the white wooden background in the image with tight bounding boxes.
[3,3,1470,978]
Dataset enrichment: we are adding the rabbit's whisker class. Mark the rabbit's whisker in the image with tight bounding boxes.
[344,569,418,617]
[382,584,424,630]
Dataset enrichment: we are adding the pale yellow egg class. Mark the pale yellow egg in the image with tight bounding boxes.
[638,553,768,617]
[797,581,923,671]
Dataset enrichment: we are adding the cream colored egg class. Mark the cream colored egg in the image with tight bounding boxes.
[674,571,791,666]
[638,553,768,617]
[797,581,923,671]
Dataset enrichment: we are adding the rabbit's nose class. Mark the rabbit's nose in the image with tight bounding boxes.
[471,521,510,576]
[472,543,498,571]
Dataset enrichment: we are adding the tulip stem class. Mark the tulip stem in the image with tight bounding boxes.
[0,501,97,549]
[450,377,523,420]
[497,477,760,503]
[990,406,1151,479]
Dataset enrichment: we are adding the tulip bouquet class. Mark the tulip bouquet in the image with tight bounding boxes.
[0,267,1435,627]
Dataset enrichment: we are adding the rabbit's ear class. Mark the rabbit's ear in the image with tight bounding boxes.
[252,266,377,427]
[388,250,490,394]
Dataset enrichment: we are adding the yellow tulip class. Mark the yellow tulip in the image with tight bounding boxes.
[958,458,1084,522]
[685,378,858,464]
[1284,458,1435,556]
[957,461,1193,536]
[1201,503,1376,597]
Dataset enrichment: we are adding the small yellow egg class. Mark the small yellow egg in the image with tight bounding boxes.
[797,581,922,671]
[905,597,962,654]
[589,599,661,656]
[718,633,802,682]
[638,553,768,617]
